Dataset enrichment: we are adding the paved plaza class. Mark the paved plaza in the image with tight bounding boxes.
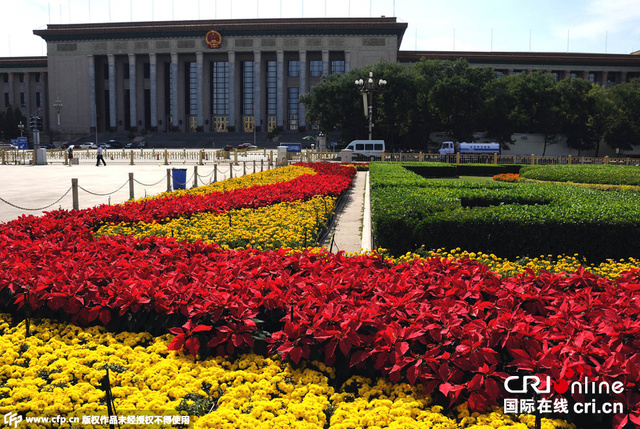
[0,161,253,223]
[0,160,370,253]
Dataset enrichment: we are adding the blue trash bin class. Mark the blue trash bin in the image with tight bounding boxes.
[172,168,187,190]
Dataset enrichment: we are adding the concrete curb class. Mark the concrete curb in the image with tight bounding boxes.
[361,171,372,252]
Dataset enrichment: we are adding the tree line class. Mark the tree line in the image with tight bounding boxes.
[300,59,640,155]
[0,105,28,141]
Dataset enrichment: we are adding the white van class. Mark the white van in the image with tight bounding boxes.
[344,140,385,160]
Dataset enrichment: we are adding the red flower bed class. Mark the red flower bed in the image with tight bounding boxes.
[1,162,639,426]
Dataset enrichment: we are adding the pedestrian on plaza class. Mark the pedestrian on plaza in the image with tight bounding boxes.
[67,146,74,167]
[96,146,106,166]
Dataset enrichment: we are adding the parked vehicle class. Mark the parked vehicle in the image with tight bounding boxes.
[78,142,97,149]
[438,141,500,155]
[107,139,123,148]
[237,143,257,149]
[344,140,385,160]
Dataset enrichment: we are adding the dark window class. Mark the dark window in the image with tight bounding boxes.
[309,60,322,77]
[36,92,42,108]
[35,73,41,83]
[143,63,150,79]
[374,144,383,150]
[144,88,151,129]
[4,93,9,107]
[356,144,364,150]
[287,87,299,130]
[18,73,24,83]
[288,60,300,77]
[266,61,277,116]
[123,63,130,79]
[212,61,229,115]
[186,62,198,115]
[242,61,254,116]
[3,74,8,83]
[124,89,130,129]
[103,63,109,79]
[331,60,345,74]
[19,92,26,107]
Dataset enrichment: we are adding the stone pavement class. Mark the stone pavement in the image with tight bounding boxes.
[0,163,371,254]
[0,162,252,223]
[321,171,372,254]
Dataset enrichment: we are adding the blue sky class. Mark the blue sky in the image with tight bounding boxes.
[1,0,639,57]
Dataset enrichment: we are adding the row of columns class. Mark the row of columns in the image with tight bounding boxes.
[88,49,351,133]
[2,71,47,119]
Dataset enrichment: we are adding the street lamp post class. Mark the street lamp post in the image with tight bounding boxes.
[355,71,387,140]
[18,121,24,137]
[54,97,63,126]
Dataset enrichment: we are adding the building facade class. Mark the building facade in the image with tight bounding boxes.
[1,17,639,139]
[30,17,406,135]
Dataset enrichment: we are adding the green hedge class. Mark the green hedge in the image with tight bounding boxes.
[370,163,640,261]
[520,164,640,185]
[402,162,522,178]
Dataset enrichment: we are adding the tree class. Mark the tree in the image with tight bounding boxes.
[0,106,27,140]
[480,75,517,147]
[301,61,420,148]
[300,70,366,143]
[508,72,562,155]
[556,78,600,154]
[426,60,495,142]
[604,79,640,152]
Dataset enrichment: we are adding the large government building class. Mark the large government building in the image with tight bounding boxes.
[1,17,640,139]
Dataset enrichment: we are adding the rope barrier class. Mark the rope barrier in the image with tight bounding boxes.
[0,187,72,211]
[133,175,166,187]
[78,180,129,196]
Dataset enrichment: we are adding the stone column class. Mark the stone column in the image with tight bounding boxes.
[345,50,351,73]
[276,50,284,128]
[322,49,329,76]
[108,54,117,130]
[228,50,236,129]
[170,52,179,130]
[88,55,96,131]
[24,73,31,115]
[149,53,158,129]
[128,53,137,129]
[253,50,262,130]
[298,50,306,128]
[196,51,204,128]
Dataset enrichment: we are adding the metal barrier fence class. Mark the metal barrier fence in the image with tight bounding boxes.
[2,148,638,166]
[0,148,274,166]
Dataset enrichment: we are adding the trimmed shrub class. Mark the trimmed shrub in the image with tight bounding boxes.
[370,163,640,261]
[520,164,640,185]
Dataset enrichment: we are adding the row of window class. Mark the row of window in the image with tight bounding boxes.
[2,73,42,83]
[4,92,43,108]
[158,60,301,130]
[495,69,640,83]
[103,60,346,80]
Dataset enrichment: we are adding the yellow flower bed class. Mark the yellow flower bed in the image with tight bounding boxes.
[96,195,336,251]
[148,165,316,199]
[0,314,574,429]
[394,246,640,279]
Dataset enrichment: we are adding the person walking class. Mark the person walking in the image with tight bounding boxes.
[67,146,74,167]
[96,146,106,166]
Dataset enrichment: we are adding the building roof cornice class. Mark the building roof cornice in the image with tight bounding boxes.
[398,50,640,67]
[34,17,408,46]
